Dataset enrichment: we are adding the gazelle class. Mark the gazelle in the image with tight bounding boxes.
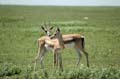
[33,26,63,71]
[42,26,89,67]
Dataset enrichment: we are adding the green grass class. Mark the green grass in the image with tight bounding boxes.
[0,5,120,79]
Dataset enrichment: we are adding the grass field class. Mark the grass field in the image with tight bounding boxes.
[0,5,120,79]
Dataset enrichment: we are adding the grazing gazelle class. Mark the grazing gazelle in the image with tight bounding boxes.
[42,26,89,67]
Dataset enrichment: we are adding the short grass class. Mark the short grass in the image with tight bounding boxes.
[0,5,120,79]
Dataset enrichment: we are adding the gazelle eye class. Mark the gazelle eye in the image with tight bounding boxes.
[45,31,47,33]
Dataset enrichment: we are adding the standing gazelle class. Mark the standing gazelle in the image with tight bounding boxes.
[51,27,89,67]
[41,26,89,67]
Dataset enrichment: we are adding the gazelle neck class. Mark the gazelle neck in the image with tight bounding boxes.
[57,32,65,49]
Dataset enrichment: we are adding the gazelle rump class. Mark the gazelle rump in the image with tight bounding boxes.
[51,27,89,67]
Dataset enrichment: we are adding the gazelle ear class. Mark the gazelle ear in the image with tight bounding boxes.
[41,26,47,32]
[57,27,60,32]
[50,26,53,30]
[41,26,44,30]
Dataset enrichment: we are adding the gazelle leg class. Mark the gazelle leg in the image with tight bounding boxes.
[54,49,63,71]
[75,48,82,66]
[34,47,46,71]
[34,60,37,71]
[58,52,63,71]
[34,46,40,71]
[39,47,46,69]
[83,50,89,67]
[38,48,48,78]
[54,53,57,67]
[53,50,58,67]
[34,41,45,71]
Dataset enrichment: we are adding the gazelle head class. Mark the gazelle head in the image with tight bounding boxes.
[51,27,64,48]
[51,27,61,39]
[41,22,54,37]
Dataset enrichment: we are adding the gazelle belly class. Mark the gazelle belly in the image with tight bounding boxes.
[65,42,75,48]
